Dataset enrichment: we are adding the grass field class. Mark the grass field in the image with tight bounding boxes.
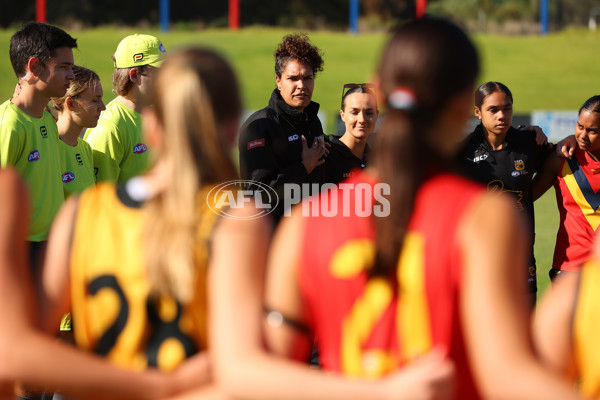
[0,25,592,297]
[1,26,600,120]
[534,190,560,297]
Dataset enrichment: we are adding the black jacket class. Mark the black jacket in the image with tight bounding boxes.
[457,124,552,277]
[323,135,369,184]
[239,89,325,220]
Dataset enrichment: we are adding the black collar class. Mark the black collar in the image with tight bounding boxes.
[329,135,369,165]
[476,123,512,151]
[268,89,320,127]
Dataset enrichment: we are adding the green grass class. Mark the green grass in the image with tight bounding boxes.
[2,26,600,126]
[0,27,389,127]
[474,29,600,113]
[534,190,560,298]
[0,26,586,297]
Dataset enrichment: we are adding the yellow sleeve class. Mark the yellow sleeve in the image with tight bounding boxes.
[85,121,123,183]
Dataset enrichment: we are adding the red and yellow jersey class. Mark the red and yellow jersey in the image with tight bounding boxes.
[299,170,484,399]
[553,148,600,271]
[69,182,221,371]
[574,258,600,398]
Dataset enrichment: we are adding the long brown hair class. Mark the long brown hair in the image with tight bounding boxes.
[144,48,240,303]
[371,17,479,279]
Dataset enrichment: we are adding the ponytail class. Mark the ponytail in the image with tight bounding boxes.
[370,17,479,281]
[143,48,240,304]
[370,108,421,278]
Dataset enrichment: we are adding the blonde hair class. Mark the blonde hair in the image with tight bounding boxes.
[52,65,100,112]
[144,48,240,303]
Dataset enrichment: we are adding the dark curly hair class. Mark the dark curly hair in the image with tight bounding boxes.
[274,33,324,78]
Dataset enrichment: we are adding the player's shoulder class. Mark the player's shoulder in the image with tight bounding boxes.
[76,137,93,153]
[0,100,25,129]
[507,126,536,147]
[241,107,277,133]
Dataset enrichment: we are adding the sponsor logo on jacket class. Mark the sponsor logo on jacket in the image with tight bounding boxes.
[62,172,75,183]
[288,134,299,142]
[247,138,265,150]
[133,143,148,154]
[28,150,40,162]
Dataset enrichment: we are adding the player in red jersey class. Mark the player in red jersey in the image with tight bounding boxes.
[533,95,600,280]
[260,17,582,400]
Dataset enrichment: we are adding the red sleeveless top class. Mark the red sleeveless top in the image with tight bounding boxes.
[553,148,600,271]
[298,170,484,399]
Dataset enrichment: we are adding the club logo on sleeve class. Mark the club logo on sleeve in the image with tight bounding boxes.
[133,53,144,63]
[133,143,148,154]
[28,150,40,162]
[40,126,48,138]
[75,153,83,165]
[247,138,265,150]
[62,172,75,183]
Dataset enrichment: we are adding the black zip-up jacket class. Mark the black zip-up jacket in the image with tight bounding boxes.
[239,89,325,220]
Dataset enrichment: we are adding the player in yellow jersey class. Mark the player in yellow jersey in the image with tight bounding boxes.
[42,47,240,394]
[84,34,166,183]
[52,65,105,198]
[0,168,207,399]
[535,233,600,399]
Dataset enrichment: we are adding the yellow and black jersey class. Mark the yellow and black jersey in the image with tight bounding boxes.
[574,259,600,398]
[69,181,222,371]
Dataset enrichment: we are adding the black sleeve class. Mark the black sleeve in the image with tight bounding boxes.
[238,117,308,189]
[530,131,553,173]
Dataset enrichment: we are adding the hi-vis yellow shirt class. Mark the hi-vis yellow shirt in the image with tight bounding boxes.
[70,182,222,371]
[0,100,64,241]
[574,259,600,398]
[84,100,149,184]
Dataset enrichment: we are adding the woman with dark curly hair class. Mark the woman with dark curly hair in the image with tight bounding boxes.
[238,33,328,222]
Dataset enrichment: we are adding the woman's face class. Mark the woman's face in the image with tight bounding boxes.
[575,109,600,156]
[474,90,513,136]
[275,59,314,111]
[340,92,378,140]
[70,81,105,128]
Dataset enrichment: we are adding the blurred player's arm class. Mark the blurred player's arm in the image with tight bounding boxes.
[533,271,579,382]
[459,191,582,400]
